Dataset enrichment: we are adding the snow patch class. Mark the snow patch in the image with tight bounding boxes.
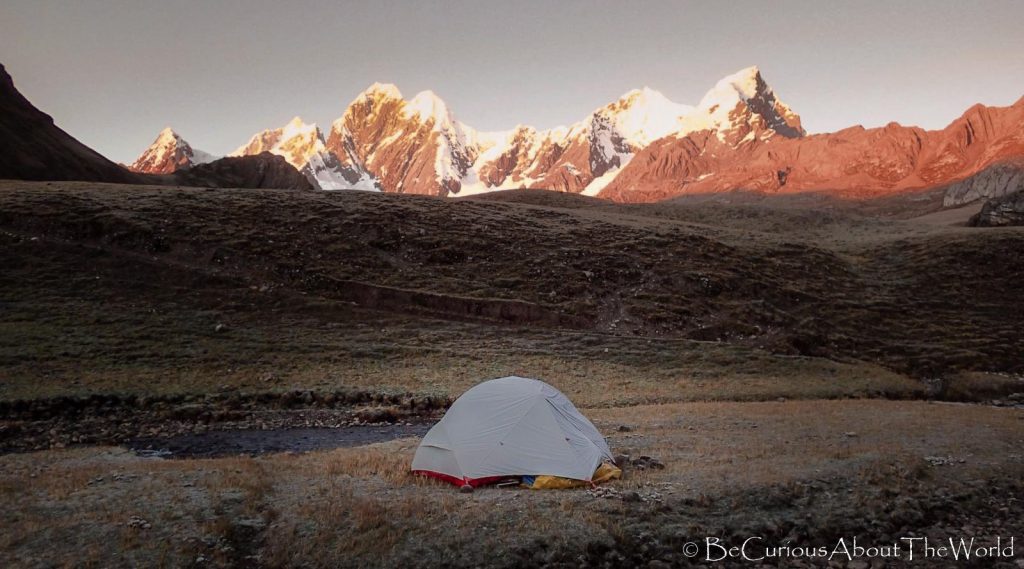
[581,156,632,197]
[599,87,694,148]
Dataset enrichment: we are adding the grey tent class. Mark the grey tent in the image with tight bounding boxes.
[411,376,613,487]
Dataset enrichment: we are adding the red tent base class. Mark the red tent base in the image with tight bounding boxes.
[412,470,512,488]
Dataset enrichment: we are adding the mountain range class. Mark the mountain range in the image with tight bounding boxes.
[127,66,1024,205]
[129,66,810,197]
[2,59,1022,207]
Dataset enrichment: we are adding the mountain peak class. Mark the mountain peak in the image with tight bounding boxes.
[406,90,451,123]
[129,128,215,174]
[597,87,694,148]
[699,66,768,109]
[362,82,403,101]
[279,116,321,140]
[689,66,804,140]
[725,66,762,96]
[154,127,186,147]
[232,116,327,170]
[618,86,674,108]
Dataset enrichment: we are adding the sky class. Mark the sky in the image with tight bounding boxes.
[2,0,1023,164]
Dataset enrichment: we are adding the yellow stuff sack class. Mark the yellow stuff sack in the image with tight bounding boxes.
[592,462,622,484]
[526,462,622,489]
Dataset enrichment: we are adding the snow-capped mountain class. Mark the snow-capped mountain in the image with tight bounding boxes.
[324,83,476,196]
[125,65,1024,202]
[458,66,804,196]
[601,85,1024,203]
[339,66,807,197]
[463,85,703,196]
[231,117,378,191]
[676,65,804,143]
[126,67,805,195]
[128,128,217,174]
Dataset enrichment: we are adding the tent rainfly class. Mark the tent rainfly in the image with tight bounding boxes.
[412,376,614,487]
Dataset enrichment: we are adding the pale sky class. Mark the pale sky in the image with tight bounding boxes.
[2,0,1023,163]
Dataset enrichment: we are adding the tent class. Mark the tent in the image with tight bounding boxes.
[411,376,615,487]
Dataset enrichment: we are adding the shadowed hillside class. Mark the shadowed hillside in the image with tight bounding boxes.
[2,181,1022,396]
[0,64,141,183]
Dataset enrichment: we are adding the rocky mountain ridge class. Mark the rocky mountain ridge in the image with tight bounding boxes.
[134,67,813,196]
[602,95,1024,203]
[39,61,1024,205]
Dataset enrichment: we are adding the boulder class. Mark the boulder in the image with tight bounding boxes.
[969,190,1024,227]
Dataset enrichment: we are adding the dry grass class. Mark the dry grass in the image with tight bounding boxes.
[0,331,922,406]
[939,371,1024,401]
[322,442,421,486]
[2,400,1021,568]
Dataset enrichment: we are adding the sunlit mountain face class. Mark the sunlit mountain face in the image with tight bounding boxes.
[128,66,1024,204]
[128,66,803,195]
[128,127,217,175]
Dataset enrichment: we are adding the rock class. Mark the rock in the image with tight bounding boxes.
[613,453,631,467]
[630,455,666,470]
[925,455,962,466]
[126,516,151,530]
[944,161,1024,207]
[844,432,858,437]
[459,484,474,494]
[622,491,642,503]
[214,323,227,333]
[234,518,267,532]
[969,189,1024,227]
[588,487,621,499]
[617,425,633,432]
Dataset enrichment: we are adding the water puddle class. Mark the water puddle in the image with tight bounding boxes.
[130,423,431,458]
